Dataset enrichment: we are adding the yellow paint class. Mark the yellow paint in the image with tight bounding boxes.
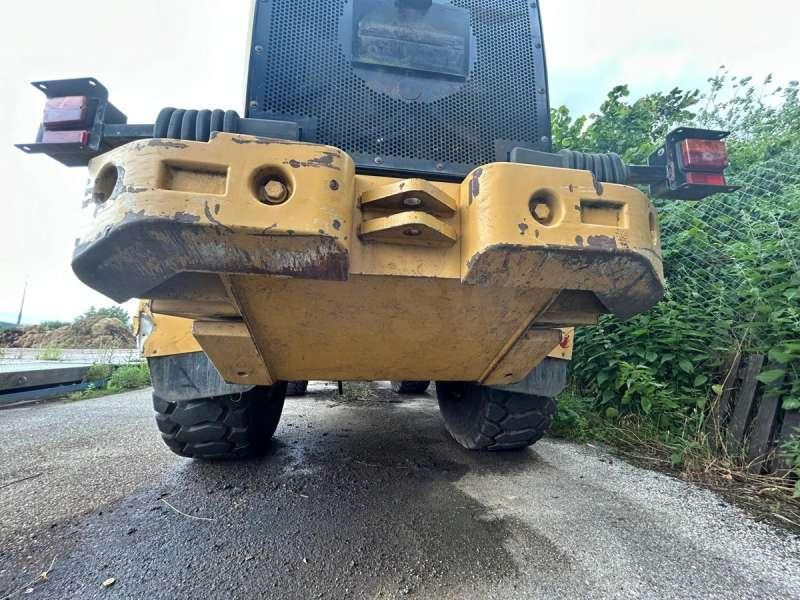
[192,320,272,384]
[82,134,663,384]
[138,300,202,358]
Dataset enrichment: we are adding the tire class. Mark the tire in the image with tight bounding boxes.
[286,380,309,396]
[435,381,554,450]
[390,380,430,394]
[153,382,287,459]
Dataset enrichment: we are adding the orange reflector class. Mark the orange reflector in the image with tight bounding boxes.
[685,172,726,186]
[679,139,728,171]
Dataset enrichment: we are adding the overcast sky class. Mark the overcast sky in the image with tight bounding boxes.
[1,1,798,324]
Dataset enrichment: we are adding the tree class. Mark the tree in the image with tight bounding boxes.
[551,84,700,163]
[76,305,130,326]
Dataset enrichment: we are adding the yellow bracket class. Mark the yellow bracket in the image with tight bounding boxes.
[359,211,457,247]
[358,178,456,216]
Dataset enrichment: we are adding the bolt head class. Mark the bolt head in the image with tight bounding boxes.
[403,227,422,237]
[403,196,422,207]
[532,201,551,221]
[262,180,288,204]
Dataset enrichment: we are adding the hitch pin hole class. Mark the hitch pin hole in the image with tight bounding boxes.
[93,164,118,204]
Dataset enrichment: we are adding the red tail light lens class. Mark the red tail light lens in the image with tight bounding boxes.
[43,96,88,130]
[679,139,728,171]
[685,172,726,186]
[41,130,90,146]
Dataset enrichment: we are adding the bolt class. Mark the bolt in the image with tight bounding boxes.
[403,196,422,207]
[403,227,422,237]
[374,156,384,165]
[261,179,289,204]
[532,201,551,222]
[435,162,445,170]
[249,100,258,110]
[254,45,264,54]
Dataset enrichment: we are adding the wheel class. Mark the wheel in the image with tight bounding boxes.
[435,381,554,450]
[153,382,287,459]
[286,380,309,396]
[390,380,430,394]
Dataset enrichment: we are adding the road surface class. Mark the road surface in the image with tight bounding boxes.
[1,383,798,599]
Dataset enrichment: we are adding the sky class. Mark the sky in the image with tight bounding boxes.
[1,1,798,324]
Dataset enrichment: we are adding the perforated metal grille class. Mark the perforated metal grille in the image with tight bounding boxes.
[252,0,548,173]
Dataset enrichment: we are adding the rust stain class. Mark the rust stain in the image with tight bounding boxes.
[468,168,483,205]
[214,203,221,214]
[203,202,233,232]
[329,179,339,191]
[575,235,584,247]
[174,212,201,224]
[518,223,529,235]
[534,230,540,239]
[229,136,299,146]
[284,152,341,170]
[587,234,616,250]
[332,219,342,230]
[147,139,188,149]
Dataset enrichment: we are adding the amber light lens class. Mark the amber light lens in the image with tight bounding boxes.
[679,139,728,171]
[685,172,726,186]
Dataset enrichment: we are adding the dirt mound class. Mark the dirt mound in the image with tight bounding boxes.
[2,316,135,349]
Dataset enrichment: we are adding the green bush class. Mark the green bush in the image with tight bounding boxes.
[85,363,114,382]
[780,434,800,498]
[36,346,63,361]
[40,320,70,331]
[75,305,130,326]
[108,363,151,391]
[552,72,799,485]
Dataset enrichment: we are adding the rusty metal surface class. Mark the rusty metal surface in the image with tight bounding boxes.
[72,134,664,383]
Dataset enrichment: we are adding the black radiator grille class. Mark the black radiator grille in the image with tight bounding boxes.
[251,0,549,175]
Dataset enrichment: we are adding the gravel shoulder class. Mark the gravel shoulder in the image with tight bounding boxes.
[1,383,798,599]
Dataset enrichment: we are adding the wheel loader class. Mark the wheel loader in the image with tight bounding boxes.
[18,0,736,459]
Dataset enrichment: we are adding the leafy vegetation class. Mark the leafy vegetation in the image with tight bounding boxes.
[75,305,131,327]
[68,362,151,401]
[39,320,70,331]
[35,346,63,361]
[551,71,800,505]
[108,363,151,390]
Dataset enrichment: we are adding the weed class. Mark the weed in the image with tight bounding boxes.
[36,346,63,361]
[85,363,114,382]
[108,363,150,390]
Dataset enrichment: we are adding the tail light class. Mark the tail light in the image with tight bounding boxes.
[678,138,729,171]
[43,96,89,130]
[648,127,739,200]
[15,77,129,167]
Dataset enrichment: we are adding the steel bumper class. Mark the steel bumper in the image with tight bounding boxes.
[72,133,664,384]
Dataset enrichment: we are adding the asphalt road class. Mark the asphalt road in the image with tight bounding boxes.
[1,383,798,599]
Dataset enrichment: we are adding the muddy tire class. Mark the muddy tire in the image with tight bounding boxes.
[390,381,430,394]
[286,380,309,396]
[435,382,554,450]
[153,382,287,459]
